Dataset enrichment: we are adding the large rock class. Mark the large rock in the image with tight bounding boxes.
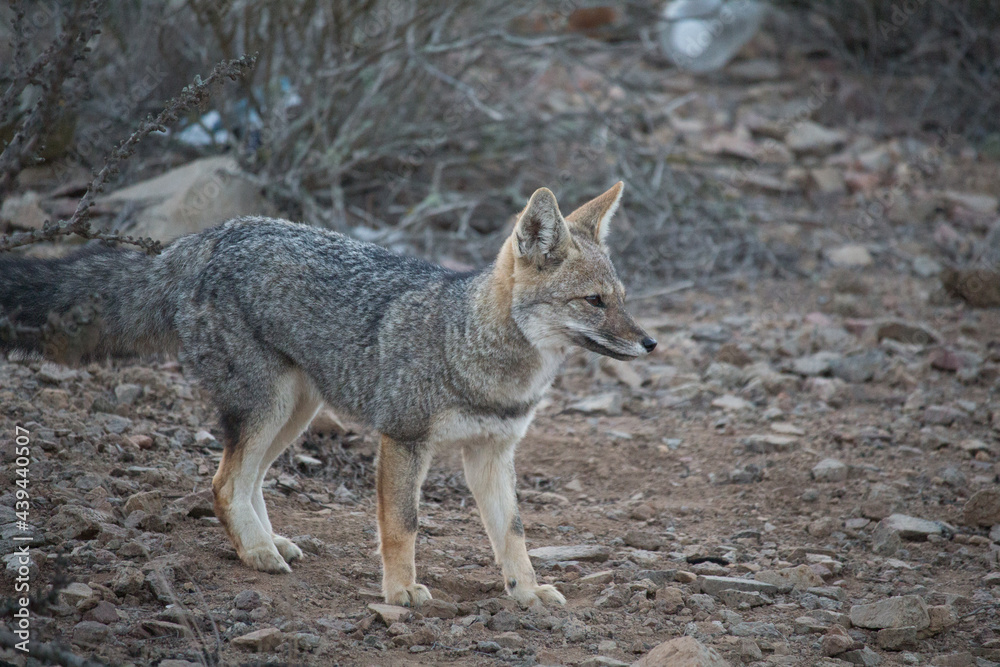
[849,595,930,630]
[528,544,611,566]
[964,489,1000,527]
[102,156,274,243]
[632,636,730,667]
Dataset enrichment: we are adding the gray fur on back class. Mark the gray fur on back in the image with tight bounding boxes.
[162,217,549,441]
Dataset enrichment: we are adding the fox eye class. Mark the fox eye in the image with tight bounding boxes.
[584,295,605,308]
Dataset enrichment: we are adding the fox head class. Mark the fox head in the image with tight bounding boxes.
[507,182,656,361]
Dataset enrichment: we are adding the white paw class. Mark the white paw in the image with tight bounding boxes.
[272,535,303,562]
[241,544,292,573]
[511,583,566,608]
[384,583,432,607]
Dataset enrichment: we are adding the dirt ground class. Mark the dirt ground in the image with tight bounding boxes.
[3,28,1000,667]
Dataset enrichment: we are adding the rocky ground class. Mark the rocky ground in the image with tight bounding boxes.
[3,26,1000,667]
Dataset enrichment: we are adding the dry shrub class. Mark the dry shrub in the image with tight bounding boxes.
[774,1,1000,138]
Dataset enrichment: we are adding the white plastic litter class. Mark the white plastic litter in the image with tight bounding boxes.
[660,0,765,73]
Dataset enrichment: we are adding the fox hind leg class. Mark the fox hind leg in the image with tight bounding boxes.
[212,371,309,573]
[252,374,322,562]
[377,435,433,606]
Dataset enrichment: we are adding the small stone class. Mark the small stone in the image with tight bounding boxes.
[494,631,525,649]
[711,394,752,411]
[717,589,772,608]
[367,603,410,625]
[391,627,436,648]
[114,383,142,406]
[568,392,622,415]
[923,405,965,426]
[964,489,1000,526]
[697,575,778,596]
[72,621,109,647]
[812,459,848,483]
[874,319,940,346]
[124,490,162,516]
[420,599,457,619]
[234,590,263,611]
[912,255,941,277]
[877,626,917,650]
[633,636,729,667]
[786,121,847,155]
[841,646,883,666]
[821,626,854,656]
[930,652,976,667]
[926,605,957,635]
[655,586,685,613]
[808,517,838,538]
[849,595,930,630]
[687,594,715,614]
[294,454,323,470]
[83,600,119,625]
[792,352,840,376]
[232,627,283,652]
[60,582,95,606]
[754,565,823,592]
[487,610,517,632]
[831,350,884,383]
[625,530,667,551]
[111,566,145,597]
[579,570,615,586]
[528,544,611,566]
[826,244,873,267]
[873,514,949,546]
[738,637,763,661]
[562,619,589,643]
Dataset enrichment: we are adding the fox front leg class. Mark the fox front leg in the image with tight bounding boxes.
[376,435,433,606]
[462,441,566,608]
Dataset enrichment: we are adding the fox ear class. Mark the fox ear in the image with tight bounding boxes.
[513,187,570,266]
[565,181,624,247]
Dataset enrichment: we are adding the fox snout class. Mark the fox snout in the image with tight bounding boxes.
[642,336,657,353]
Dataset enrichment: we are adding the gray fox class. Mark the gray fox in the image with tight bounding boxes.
[0,183,655,607]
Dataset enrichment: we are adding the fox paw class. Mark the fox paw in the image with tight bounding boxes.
[511,583,566,608]
[384,583,432,607]
[241,544,292,573]
[272,535,303,562]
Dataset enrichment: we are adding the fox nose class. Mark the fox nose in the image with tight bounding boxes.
[641,336,657,353]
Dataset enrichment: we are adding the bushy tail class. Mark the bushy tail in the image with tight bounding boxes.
[0,245,179,363]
